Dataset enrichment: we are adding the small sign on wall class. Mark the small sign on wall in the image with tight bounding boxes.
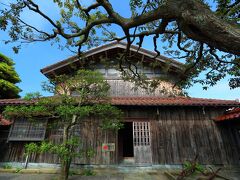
[102,143,115,152]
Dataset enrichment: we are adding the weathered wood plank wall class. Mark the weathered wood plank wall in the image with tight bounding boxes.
[0,126,11,161]
[107,80,180,97]
[1,118,118,165]
[1,106,240,165]
[149,106,240,165]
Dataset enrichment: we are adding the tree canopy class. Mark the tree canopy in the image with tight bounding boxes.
[3,70,123,180]
[0,0,239,89]
[0,53,21,99]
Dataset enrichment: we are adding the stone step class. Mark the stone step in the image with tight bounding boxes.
[121,158,134,165]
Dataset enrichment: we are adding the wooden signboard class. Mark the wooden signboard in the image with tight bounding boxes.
[102,143,115,152]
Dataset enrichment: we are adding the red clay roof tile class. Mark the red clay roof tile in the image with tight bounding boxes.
[0,97,239,107]
[214,108,240,122]
[110,97,240,106]
[0,99,34,105]
[0,115,12,125]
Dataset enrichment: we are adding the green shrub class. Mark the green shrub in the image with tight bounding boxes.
[82,169,96,176]
[15,167,23,173]
[3,164,12,169]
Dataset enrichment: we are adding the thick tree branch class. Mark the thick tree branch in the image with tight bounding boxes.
[19,0,240,55]
[75,17,115,46]
[209,47,240,67]
[16,17,57,41]
[99,0,240,55]
[24,0,65,37]
[75,1,100,16]
[96,0,126,26]
[177,32,193,53]
[173,43,204,88]
[176,0,240,55]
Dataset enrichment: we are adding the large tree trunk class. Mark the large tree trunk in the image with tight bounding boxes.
[20,0,240,55]
[175,0,240,55]
[59,115,77,180]
[60,159,71,180]
[59,125,70,180]
[125,0,240,55]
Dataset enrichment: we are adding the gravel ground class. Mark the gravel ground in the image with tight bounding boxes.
[0,167,239,180]
[0,172,168,180]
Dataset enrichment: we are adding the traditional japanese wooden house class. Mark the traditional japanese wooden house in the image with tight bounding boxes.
[0,41,240,166]
[0,115,12,161]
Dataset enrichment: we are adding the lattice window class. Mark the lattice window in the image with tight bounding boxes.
[71,90,79,96]
[107,68,120,76]
[8,119,47,141]
[133,122,151,146]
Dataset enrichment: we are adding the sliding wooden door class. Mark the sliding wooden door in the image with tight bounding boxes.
[133,121,152,164]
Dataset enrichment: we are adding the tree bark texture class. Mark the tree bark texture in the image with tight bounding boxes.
[19,0,240,55]
[124,0,240,55]
[175,0,240,55]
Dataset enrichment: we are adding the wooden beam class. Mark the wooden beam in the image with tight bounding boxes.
[141,54,145,63]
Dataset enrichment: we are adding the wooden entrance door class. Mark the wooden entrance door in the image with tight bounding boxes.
[133,121,152,164]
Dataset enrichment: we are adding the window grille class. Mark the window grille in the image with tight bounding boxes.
[8,119,47,141]
[133,122,151,146]
[107,69,119,76]
[70,90,79,96]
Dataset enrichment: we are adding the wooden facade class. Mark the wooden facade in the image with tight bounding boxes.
[1,42,240,166]
[8,119,47,141]
[0,125,10,162]
[1,106,240,165]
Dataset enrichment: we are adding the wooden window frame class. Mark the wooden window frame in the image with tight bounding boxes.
[133,121,151,146]
[8,118,48,141]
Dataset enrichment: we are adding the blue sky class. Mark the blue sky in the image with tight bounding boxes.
[0,0,239,100]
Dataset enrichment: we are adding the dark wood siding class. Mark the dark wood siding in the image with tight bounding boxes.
[107,80,180,97]
[8,119,47,141]
[0,126,10,161]
[1,106,240,165]
[150,106,240,165]
[1,118,118,165]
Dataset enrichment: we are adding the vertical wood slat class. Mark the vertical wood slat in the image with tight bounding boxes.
[150,106,240,165]
[107,80,179,97]
[133,121,152,164]
[8,119,47,141]
[1,106,240,166]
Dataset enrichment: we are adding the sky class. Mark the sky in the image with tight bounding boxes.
[0,0,239,100]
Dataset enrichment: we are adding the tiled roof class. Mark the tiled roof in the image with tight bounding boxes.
[214,108,240,122]
[0,99,35,105]
[40,41,184,77]
[0,97,240,106]
[0,115,12,126]
[0,97,239,107]
[111,97,240,106]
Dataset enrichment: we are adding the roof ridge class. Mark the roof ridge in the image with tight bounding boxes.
[0,97,239,106]
[110,96,238,101]
[40,41,184,76]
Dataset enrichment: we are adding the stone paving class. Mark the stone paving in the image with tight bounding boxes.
[0,173,123,180]
[0,172,168,180]
[0,166,239,180]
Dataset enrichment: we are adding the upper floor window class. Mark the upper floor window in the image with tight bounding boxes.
[71,90,79,96]
[98,68,106,75]
[96,68,120,77]
[107,68,120,76]
[95,63,163,78]
[8,119,47,141]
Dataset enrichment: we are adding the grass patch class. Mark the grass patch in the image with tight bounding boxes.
[82,169,96,176]
[15,167,23,173]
